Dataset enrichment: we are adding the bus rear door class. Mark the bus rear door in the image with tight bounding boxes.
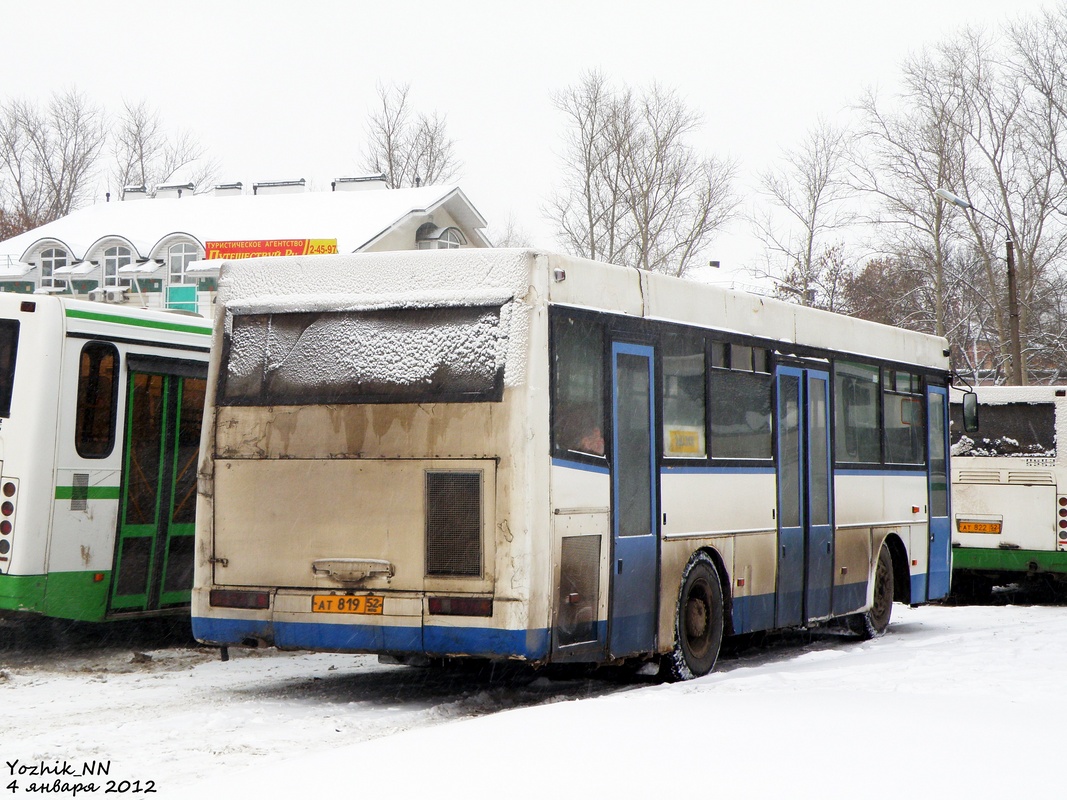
[109,357,206,614]
[775,365,834,626]
[926,385,951,599]
[609,342,658,657]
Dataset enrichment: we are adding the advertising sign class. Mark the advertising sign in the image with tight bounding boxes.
[205,239,338,259]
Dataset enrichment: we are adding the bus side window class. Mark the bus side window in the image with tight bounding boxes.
[884,370,925,465]
[75,342,119,458]
[834,361,881,464]
[552,316,605,458]
[708,361,772,460]
[662,335,707,458]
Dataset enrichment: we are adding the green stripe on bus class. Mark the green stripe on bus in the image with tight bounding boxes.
[953,546,1067,575]
[54,485,121,500]
[65,308,211,336]
[0,571,111,622]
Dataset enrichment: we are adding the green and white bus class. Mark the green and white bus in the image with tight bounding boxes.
[950,385,1067,598]
[194,249,953,678]
[0,293,211,622]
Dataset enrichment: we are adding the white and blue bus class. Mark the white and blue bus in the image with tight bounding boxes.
[193,249,952,678]
[0,293,211,622]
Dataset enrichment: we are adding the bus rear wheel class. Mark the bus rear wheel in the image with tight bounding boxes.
[664,552,724,681]
[848,542,894,639]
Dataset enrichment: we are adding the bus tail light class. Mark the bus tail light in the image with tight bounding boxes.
[210,589,270,610]
[427,596,493,617]
[0,478,18,568]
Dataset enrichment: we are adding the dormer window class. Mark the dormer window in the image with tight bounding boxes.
[40,248,68,289]
[415,223,466,250]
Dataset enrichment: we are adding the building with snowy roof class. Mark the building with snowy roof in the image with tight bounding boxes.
[0,178,490,314]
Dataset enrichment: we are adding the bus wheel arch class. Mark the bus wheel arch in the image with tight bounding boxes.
[882,533,910,605]
[663,550,726,681]
[847,539,896,640]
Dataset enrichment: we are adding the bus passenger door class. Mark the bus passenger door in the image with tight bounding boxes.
[609,343,658,658]
[110,361,206,615]
[926,386,951,599]
[776,369,804,627]
[804,371,833,620]
[775,367,834,627]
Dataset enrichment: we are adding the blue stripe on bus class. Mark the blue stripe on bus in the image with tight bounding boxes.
[661,465,776,475]
[731,593,776,634]
[835,468,927,477]
[551,457,610,475]
[192,616,551,660]
[911,573,928,603]
[831,580,868,616]
[731,584,874,633]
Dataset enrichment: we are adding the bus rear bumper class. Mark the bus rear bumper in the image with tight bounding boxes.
[192,615,551,661]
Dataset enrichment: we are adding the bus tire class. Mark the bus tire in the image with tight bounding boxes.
[664,552,724,681]
[848,543,894,639]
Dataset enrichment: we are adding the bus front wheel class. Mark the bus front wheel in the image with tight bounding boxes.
[664,552,724,681]
[848,543,894,640]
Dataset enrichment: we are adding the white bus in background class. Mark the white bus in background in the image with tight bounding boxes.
[950,385,1067,599]
[0,293,211,622]
[193,249,952,679]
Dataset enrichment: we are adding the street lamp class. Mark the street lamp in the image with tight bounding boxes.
[935,187,1024,386]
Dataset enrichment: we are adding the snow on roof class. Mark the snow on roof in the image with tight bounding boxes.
[0,184,488,264]
[217,247,531,312]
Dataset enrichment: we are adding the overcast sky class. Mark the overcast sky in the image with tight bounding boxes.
[4,0,1057,273]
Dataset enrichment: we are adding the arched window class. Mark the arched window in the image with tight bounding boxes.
[168,243,201,285]
[103,246,132,287]
[40,247,68,289]
[415,223,467,250]
[439,228,464,249]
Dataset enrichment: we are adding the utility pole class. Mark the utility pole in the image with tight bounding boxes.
[1005,238,1025,386]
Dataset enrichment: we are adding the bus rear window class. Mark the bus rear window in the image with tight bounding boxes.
[950,401,1055,456]
[75,342,119,458]
[220,306,505,405]
[0,320,19,418]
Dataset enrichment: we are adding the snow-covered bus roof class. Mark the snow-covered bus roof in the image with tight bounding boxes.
[216,249,950,372]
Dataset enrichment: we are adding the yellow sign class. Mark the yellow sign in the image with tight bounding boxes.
[666,426,706,457]
[311,594,384,615]
[205,239,338,259]
[956,520,1002,534]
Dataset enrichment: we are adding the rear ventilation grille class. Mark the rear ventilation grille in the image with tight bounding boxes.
[425,471,482,577]
[957,470,1002,484]
[1007,471,1055,485]
[70,473,89,511]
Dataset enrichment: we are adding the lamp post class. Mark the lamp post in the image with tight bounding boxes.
[935,188,1025,386]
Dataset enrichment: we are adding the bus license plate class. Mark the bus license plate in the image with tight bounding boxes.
[957,520,1002,534]
[312,595,384,615]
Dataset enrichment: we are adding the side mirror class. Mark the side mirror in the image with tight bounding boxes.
[962,391,979,433]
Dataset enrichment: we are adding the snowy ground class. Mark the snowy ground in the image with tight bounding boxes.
[2,599,1064,799]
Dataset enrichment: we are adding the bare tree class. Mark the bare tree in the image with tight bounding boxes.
[111,99,219,198]
[847,19,1067,384]
[488,212,533,248]
[939,28,1067,384]
[547,71,738,277]
[0,89,106,234]
[752,119,855,306]
[361,83,460,188]
[853,47,971,341]
[546,71,629,264]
